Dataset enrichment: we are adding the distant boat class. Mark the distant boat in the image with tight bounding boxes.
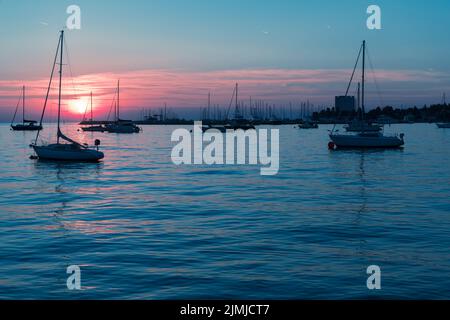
[202,124,227,133]
[10,86,42,131]
[436,123,450,128]
[330,40,404,149]
[104,80,141,134]
[298,121,318,129]
[331,131,404,148]
[222,83,255,131]
[81,92,106,132]
[202,84,255,132]
[31,30,104,162]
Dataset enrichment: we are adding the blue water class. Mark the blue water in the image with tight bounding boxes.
[0,123,449,299]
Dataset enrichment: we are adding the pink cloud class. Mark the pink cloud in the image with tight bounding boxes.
[0,68,448,120]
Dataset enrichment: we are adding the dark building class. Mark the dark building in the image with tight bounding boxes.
[335,96,355,113]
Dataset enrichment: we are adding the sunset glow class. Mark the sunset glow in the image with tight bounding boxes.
[0,0,449,122]
[1,0,450,302]
[69,98,89,115]
[1,68,448,121]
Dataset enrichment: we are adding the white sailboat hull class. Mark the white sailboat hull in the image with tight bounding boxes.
[32,144,104,161]
[330,133,404,148]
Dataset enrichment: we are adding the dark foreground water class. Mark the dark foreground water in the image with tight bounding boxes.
[0,123,449,299]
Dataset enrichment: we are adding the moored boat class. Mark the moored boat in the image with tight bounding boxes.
[330,131,404,148]
[220,83,256,131]
[436,123,450,128]
[81,92,106,132]
[11,86,42,131]
[298,121,318,129]
[82,125,106,132]
[329,40,405,149]
[31,31,104,162]
[104,80,141,134]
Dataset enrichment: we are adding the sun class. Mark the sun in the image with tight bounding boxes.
[68,99,88,115]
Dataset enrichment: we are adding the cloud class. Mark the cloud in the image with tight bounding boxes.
[0,68,448,120]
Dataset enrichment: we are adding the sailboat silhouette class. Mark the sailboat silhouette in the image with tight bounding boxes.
[31,30,104,162]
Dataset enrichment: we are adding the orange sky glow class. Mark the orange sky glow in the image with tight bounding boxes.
[0,68,446,121]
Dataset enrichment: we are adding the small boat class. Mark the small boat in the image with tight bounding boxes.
[219,83,256,131]
[11,120,42,131]
[31,30,104,162]
[330,131,404,148]
[11,86,43,131]
[105,119,141,133]
[81,92,106,132]
[82,125,105,132]
[298,121,318,129]
[329,40,404,149]
[202,124,227,133]
[436,123,450,128]
[104,80,141,134]
[227,121,256,131]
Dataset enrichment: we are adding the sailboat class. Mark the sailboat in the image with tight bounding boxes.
[228,83,255,130]
[81,92,106,132]
[202,92,226,132]
[297,121,318,129]
[104,80,141,133]
[31,30,104,162]
[330,41,404,148]
[11,86,42,131]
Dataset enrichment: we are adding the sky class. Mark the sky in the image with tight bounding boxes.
[0,0,449,121]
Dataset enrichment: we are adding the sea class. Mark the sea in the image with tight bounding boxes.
[0,123,449,299]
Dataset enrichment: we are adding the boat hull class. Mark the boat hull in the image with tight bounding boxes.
[11,124,42,131]
[229,125,256,131]
[298,123,318,129]
[330,134,404,148]
[81,125,105,132]
[436,123,450,128]
[105,124,140,133]
[32,144,104,162]
[202,126,227,133]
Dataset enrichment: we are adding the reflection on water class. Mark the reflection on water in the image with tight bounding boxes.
[0,123,449,299]
[36,162,103,235]
[358,152,367,213]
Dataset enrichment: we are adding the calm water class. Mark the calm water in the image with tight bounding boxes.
[0,123,449,299]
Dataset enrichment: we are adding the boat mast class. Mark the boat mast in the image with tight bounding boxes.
[22,85,25,124]
[208,92,211,120]
[117,80,120,121]
[235,83,238,117]
[236,83,238,109]
[57,30,64,144]
[361,40,366,122]
[357,82,360,115]
[34,31,61,144]
[90,91,93,121]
